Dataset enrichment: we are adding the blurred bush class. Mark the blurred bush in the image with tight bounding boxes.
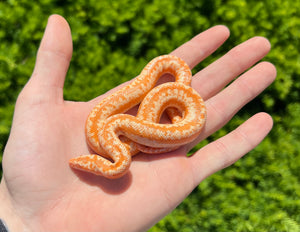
[0,0,299,231]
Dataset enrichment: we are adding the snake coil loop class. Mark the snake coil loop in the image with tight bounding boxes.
[69,55,206,179]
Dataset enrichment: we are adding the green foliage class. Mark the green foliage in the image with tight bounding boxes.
[0,0,299,231]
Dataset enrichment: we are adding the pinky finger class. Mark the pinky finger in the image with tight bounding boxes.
[189,112,273,184]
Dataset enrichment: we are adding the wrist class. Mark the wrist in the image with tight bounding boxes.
[0,178,29,232]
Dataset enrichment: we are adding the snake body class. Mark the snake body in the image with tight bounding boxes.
[69,55,206,179]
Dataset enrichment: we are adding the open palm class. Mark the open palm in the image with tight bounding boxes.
[0,15,275,232]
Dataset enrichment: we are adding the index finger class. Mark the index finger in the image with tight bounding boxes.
[89,26,230,106]
[171,25,230,69]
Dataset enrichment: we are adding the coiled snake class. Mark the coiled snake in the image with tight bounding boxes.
[69,55,206,179]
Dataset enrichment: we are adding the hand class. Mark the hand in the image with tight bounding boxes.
[0,15,275,232]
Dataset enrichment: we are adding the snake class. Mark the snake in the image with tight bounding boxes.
[69,55,206,179]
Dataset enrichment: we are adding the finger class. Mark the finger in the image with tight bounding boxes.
[187,61,276,150]
[171,25,230,69]
[89,26,230,106]
[26,15,73,101]
[192,36,271,100]
[189,112,273,184]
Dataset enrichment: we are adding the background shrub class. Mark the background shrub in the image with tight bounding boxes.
[0,0,299,231]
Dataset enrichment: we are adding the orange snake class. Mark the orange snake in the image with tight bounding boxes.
[69,55,206,179]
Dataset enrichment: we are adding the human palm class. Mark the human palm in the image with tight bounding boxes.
[0,15,275,232]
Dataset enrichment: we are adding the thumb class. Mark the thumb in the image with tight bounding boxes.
[21,14,73,104]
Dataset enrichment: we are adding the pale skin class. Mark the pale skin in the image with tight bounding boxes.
[0,14,276,232]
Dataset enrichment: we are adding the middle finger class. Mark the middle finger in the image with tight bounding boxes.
[192,36,271,100]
